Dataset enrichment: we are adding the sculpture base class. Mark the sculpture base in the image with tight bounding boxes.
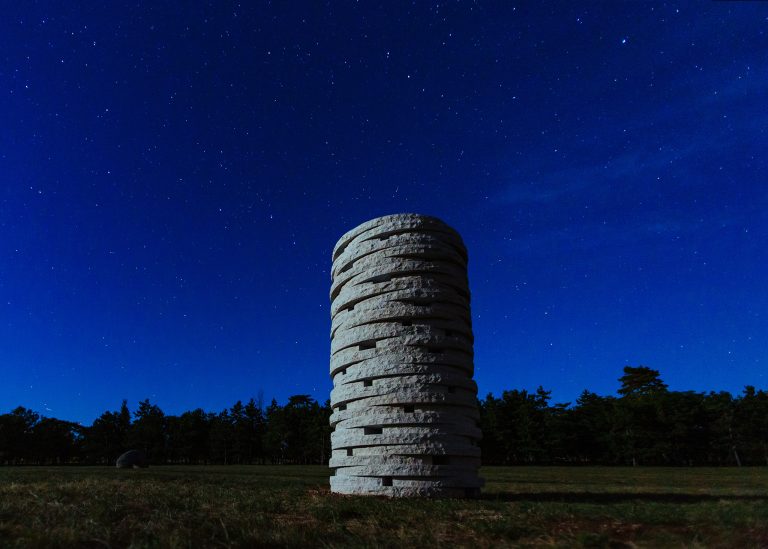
[330,474,483,498]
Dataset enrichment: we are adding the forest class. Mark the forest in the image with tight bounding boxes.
[1,367,767,466]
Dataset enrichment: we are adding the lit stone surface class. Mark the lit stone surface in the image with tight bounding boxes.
[329,213,483,497]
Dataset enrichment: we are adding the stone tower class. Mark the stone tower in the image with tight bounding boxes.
[329,213,482,497]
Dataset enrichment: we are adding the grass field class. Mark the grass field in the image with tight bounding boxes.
[1,466,767,548]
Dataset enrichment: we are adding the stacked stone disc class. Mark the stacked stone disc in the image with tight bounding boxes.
[329,213,483,497]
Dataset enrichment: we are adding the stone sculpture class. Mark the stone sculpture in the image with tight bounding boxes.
[329,213,483,497]
[116,449,149,469]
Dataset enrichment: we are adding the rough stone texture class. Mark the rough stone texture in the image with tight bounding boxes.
[329,213,483,497]
[115,449,149,469]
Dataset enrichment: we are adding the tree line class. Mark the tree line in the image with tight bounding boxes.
[481,367,768,466]
[1,367,767,466]
[0,395,331,466]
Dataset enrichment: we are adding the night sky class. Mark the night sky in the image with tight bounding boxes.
[2,2,766,423]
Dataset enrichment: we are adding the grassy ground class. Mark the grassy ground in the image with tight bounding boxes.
[1,465,767,548]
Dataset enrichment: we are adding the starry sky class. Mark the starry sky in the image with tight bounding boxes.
[2,2,767,422]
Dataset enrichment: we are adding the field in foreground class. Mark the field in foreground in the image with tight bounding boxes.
[1,466,767,548]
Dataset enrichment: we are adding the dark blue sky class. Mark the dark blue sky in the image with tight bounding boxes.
[2,2,766,422]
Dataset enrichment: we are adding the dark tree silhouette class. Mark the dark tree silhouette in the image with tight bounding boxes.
[1,370,767,466]
[130,399,166,462]
[618,366,668,397]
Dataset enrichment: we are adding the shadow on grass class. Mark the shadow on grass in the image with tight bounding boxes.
[481,492,768,503]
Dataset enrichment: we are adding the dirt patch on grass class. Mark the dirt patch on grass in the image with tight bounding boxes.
[454,509,505,522]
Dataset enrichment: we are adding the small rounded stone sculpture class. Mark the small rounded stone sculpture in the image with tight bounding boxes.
[116,449,149,469]
[329,213,483,497]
